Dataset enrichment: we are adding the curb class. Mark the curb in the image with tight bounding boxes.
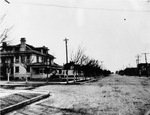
[76,79,97,84]
[0,92,50,115]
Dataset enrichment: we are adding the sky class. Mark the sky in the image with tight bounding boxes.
[0,0,150,72]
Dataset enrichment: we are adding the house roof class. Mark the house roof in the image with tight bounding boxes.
[30,62,63,69]
[53,62,64,69]
[0,43,55,59]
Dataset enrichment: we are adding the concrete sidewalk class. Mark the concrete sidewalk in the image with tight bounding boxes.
[0,91,50,115]
[0,78,96,98]
[0,77,94,86]
[0,80,76,86]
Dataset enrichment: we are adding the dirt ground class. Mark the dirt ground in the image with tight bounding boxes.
[6,74,150,115]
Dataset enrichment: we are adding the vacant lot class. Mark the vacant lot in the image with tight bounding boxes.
[7,75,150,115]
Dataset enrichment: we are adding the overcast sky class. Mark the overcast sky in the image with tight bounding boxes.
[0,0,150,72]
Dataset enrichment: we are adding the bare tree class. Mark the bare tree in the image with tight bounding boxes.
[20,54,34,83]
[70,46,89,65]
[0,14,13,82]
[70,46,105,80]
[0,14,13,47]
[70,46,90,81]
[3,57,13,83]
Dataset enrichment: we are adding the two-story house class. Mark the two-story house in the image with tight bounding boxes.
[0,38,56,80]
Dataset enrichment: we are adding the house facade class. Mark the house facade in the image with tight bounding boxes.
[0,38,56,79]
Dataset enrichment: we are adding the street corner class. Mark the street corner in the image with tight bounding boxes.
[0,91,50,115]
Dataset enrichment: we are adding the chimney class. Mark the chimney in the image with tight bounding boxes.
[2,42,7,48]
[20,38,26,51]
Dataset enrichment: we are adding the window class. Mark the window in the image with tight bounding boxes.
[27,55,30,63]
[27,66,30,72]
[36,56,39,62]
[27,55,30,59]
[59,70,62,74]
[39,69,43,73]
[21,55,25,63]
[15,55,19,63]
[15,66,19,73]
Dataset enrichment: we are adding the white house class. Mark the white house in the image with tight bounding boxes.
[0,38,56,80]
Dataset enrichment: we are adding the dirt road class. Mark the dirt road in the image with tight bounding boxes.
[7,75,150,115]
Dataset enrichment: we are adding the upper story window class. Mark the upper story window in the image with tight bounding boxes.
[27,55,30,59]
[41,49,43,54]
[21,55,24,63]
[36,56,39,62]
[15,55,19,63]
[27,55,30,63]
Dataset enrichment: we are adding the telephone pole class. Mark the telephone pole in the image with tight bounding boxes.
[136,55,141,66]
[142,53,149,64]
[142,53,150,77]
[63,38,69,84]
[64,38,69,64]
[136,55,141,76]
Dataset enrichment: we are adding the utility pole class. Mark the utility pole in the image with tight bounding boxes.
[64,38,69,64]
[136,55,141,76]
[142,53,149,64]
[63,38,69,84]
[142,53,150,77]
[136,55,140,65]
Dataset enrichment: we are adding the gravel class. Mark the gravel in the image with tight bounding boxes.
[5,75,150,115]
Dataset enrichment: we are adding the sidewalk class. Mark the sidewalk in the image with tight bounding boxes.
[0,79,97,114]
[0,78,96,95]
[0,79,84,102]
[0,90,50,115]
[0,77,95,86]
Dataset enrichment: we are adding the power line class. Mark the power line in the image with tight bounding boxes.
[12,1,150,13]
[4,0,10,4]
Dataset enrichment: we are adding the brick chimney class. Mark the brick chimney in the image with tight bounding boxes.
[2,42,7,48]
[20,38,26,51]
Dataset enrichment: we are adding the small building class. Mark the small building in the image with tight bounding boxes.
[0,38,56,80]
[138,63,150,76]
[123,67,138,76]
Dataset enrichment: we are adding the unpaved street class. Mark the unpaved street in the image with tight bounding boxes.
[7,75,150,115]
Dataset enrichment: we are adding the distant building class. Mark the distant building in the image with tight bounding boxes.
[123,67,138,76]
[0,38,59,79]
[138,63,150,76]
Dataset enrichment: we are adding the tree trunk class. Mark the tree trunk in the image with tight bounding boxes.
[46,72,49,83]
[25,73,28,83]
[74,73,76,83]
[7,72,10,83]
[66,74,68,84]
[7,68,10,83]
